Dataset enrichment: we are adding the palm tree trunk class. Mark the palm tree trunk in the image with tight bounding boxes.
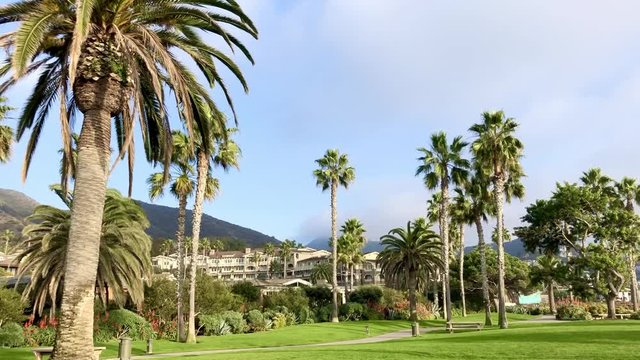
[548,282,556,314]
[459,223,466,317]
[330,180,339,323]
[52,109,111,360]
[441,183,452,322]
[350,264,354,293]
[630,250,638,311]
[432,269,439,310]
[283,256,287,279]
[186,151,208,343]
[408,270,418,322]
[494,176,508,329]
[176,194,187,342]
[475,215,492,326]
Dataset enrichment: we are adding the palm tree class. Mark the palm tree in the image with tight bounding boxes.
[615,177,640,311]
[416,132,469,322]
[160,239,174,256]
[378,220,443,325]
[1,229,14,255]
[311,262,333,284]
[186,125,237,343]
[147,131,194,342]
[280,239,296,279]
[451,188,472,317]
[530,255,561,314]
[426,192,441,309]
[313,149,356,322]
[264,243,276,278]
[470,110,524,329]
[0,1,256,354]
[0,98,13,164]
[200,239,211,258]
[339,218,366,292]
[15,187,151,318]
[250,251,261,275]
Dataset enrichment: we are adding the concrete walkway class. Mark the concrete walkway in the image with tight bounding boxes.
[111,328,426,359]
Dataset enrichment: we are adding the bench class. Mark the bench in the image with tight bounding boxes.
[32,346,106,360]
[594,313,631,320]
[616,313,631,319]
[445,322,483,333]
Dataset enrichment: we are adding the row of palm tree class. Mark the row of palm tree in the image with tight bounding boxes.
[337,218,367,293]
[416,111,524,329]
[0,0,257,355]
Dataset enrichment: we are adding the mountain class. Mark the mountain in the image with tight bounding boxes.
[307,235,535,260]
[0,188,279,247]
[0,189,39,234]
[136,201,279,246]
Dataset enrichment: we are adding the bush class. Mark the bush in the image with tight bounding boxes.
[231,281,260,303]
[195,275,242,315]
[245,310,267,332]
[506,305,529,314]
[363,306,384,320]
[349,286,383,305]
[264,288,309,316]
[96,309,155,341]
[381,288,405,308]
[0,322,25,347]
[0,288,25,325]
[220,311,247,334]
[199,314,231,336]
[556,301,592,320]
[630,311,640,320]
[303,286,332,309]
[586,302,607,316]
[297,307,314,324]
[528,304,551,315]
[272,313,287,329]
[616,303,633,314]
[339,302,364,321]
[143,277,177,322]
[315,305,333,323]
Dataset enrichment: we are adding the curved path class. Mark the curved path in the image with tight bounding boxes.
[114,328,425,359]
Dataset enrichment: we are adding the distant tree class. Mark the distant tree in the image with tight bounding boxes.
[160,239,174,256]
[1,229,15,255]
[338,218,367,292]
[264,243,276,278]
[615,177,640,311]
[378,220,443,323]
[314,149,355,322]
[231,281,260,303]
[0,288,24,327]
[280,239,297,279]
[470,110,524,329]
[0,98,13,164]
[451,188,472,317]
[530,255,562,314]
[311,262,333,285]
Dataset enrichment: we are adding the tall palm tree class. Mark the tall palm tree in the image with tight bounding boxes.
[313,149,355,323]
[467,171,494,326]
[2,229,14,255]
[0,1,256,355]
[147,131,194,342]
[186,125,237,343]
[470,110,524,329]
[615,177,640,311]
[426,192,441,309]
[15,187,151,318]
[378,220,443,325]
[451,188,472,317]
[416,132,469,322]
[200,238,211,258]
[0,98,13,164]
[339,218,366,292]
[264,243,276,279]
[250,251,261,275]
[280,239,296,279]
[530,255,560,314]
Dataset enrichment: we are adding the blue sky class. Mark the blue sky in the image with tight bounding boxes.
[2,0,640,245]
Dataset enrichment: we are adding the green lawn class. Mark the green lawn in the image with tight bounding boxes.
[156,321,640,360]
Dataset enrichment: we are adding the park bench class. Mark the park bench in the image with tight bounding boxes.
[615,313,631,319]
[594,313,631,320]
[32,346,106,360]
[445,322,483,333]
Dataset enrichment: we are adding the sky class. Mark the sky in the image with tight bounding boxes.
[2,0,640,246]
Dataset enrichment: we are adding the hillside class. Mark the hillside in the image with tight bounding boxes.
[0,188,279,247]
[136,201,279,246]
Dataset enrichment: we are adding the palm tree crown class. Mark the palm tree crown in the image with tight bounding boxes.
[0,98,13,164]
[313,149,356,190]
[416,132,469,190]
[15,187,152,317]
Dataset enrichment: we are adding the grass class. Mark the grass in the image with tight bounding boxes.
[155,320,640,360]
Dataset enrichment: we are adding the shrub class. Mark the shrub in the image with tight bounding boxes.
[199,314,231,336]
[303,286,332,309]
[363,306,384,320]
[297,307,314,324]
[349,286,383,305]
[245,310,267,332]
[0,288,25,325]
[630,311,640,320]
[381,288,405,308]
[388,300,434,320]
[220,311,247,334]
[272,313,287,329]
[339,302,364,321]
[506,305,529,314]
[97,309,155,341]
[195,275,242,315]
[556,301,592,320]
[231,281,260,303]
[616,303,633,314]
[264,288,309,316]
[586,302,607,316]
[143,310,176,340]
[0,322,25,347]
[528,304,551,316]
[315,305,333,323]
[143,277,177,322]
